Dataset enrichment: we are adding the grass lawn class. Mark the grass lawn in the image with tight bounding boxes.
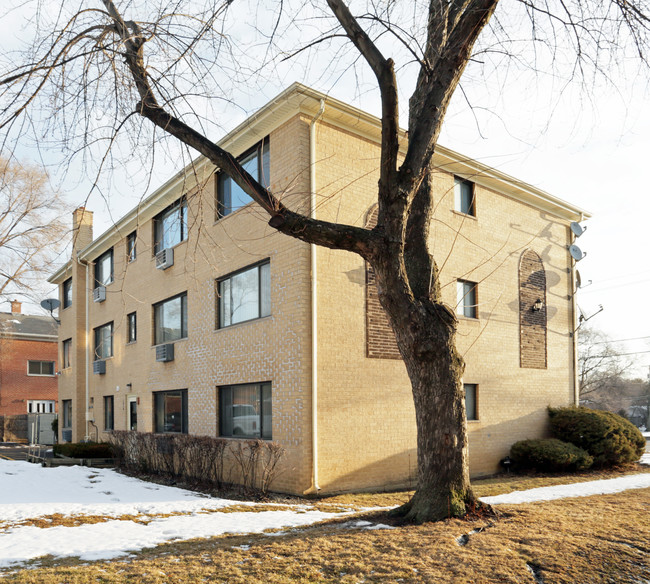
[3,466,650,583]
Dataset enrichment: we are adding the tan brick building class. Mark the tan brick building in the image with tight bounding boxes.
[49,84,589,494]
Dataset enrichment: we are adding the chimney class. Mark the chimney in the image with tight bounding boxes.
[10,300,21,314]
[72,207,93,254]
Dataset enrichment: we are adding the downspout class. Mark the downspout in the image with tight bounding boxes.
[309,99,325,494]
[84,260,91,441]
[570,216,582,406]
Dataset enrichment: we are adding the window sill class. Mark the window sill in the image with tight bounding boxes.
[26,374,56,377]
[152,238,187,259]
[152,337,188,348]
[457,315,480,323]
[451,210,477,221]
[467,419,481,424]
[213,201,255,225]
[214,314,272,332]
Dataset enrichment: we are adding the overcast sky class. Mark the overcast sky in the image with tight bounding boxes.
[1,1,649,377]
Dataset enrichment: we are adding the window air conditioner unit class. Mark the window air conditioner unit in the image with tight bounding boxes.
[155,248,174,270]
[93,286,106,303]
[93,360,106,375]
[156,343,174,362]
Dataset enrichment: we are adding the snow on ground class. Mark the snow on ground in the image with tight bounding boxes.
[1,458,650,570]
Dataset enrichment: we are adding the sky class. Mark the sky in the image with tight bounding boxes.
[0,456,649,569]
[0,0,649,377]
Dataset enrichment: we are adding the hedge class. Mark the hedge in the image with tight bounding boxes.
[510,438,594,472]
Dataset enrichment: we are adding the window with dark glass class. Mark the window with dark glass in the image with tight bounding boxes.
[217,261,270,328]
[154,293,187,344]
[216,139,270,218]
[94,249,114,287]
[62,400,72,428]
[219,383,272,439]
[154,389,188,433]
[454,176,475,216]
[457,280,478,319]
[464,383,478,421]
[62,338,72,368]
[127,231,137,262]
[127,312,137,343]
[27,360,55,376]
[104,396,114,431]
[94,322,113,360]
[153,198,187,254]
[63,278,72,308]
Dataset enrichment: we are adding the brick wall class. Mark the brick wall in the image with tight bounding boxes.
[519,249,548,369]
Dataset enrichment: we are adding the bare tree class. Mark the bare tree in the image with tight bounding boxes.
[0,156,68,305]
[1,0,649,522]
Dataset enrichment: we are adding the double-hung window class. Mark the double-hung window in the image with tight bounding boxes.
[154,389,188,433]
[153,198,187,254]
[454,176,475,216]
[104,396,114,431]
[62,400,72,428]
[63,278,72,308]
[27,360,55,376]
[95,250,114,287]
[219,383,272,439]
[457,280,478,319]
[217,261,270,328]
[154,293,187,345]
[464,383,478,421]
[62,339,72,368]
[94,322,113,360]
[127,312,137,343]
[216,139,270,218]
[127,231,137,263]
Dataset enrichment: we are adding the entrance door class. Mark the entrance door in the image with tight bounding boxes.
[127,396,137,431]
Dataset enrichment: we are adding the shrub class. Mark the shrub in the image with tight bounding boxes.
[510,438,593,472]
[54,442,115,458]
[548,406,646,467]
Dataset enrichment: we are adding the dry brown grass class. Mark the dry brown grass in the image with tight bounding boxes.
[2,467,649,583]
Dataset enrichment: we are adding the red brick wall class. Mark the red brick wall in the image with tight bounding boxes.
[0,338,58,415]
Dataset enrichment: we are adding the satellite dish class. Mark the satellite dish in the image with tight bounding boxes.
[569,245,586,261]
[570,222,586,237]
[576,270,582,288]
[40,298,60,312]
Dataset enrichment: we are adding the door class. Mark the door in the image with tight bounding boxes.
[127,396,137,431]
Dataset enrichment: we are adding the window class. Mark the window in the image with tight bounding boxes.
[27,360,55,376]
[127,231,137,262]
[154,293,187,344]
[154,389,188,433]
[217,261,270,328]
[457,280,478,319]
[27,400,56,414]
[104,396,114,431]
[216,139,270,218]
[94,249,114,287]
[127,312,137,344]
[454,176,475,216]
[62,400,72,428]
[62,339,72,368]
[154,198,187,254]
[94,322,114,360]
[62,278,72,309]
[464,383,478,421]
[219,383,272,439]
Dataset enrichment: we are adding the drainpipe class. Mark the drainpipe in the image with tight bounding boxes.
[84,260,91,441]
[570,216,582,406]
[309,99,325,494]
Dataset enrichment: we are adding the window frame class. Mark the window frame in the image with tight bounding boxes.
[62,400,72,428]
[62,338,72,369]
[153,293,188,345]
[27,400,56,414]
[216,139,270,219]
[217,260,271,329]
[457,279,478,319]
[93,322,114,361]
[153,389,188,434]
[104,395,114,431]
[464,383,478,421]
[94,249,114,287]
[454,176,476,217]
[27,360,55,376]
[219,382,272,440]
[62,278,72,309]
[127,312,137,344]
[153,197,188,255]
[127,231,137,263]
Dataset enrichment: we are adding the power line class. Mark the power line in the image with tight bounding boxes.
[589,335,650,345]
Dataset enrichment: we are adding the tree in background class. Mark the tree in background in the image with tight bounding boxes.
[0,157,68,307]
[1,0,649,522]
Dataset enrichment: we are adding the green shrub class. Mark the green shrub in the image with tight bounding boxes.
[548,406,646,467]
[510,438,593,472]
[53,442,115,459]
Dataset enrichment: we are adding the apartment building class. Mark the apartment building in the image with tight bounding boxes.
[49,83,589,495]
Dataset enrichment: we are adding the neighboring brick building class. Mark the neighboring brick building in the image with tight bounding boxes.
[0,301,58,417]
[48,83,589,494]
